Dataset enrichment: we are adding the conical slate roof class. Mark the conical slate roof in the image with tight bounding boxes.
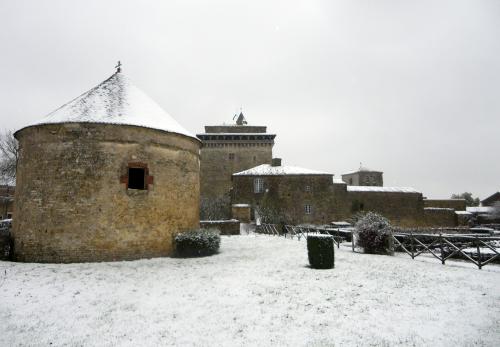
[18,72,196,140]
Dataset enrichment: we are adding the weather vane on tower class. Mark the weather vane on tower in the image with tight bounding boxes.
[115,61,122,73]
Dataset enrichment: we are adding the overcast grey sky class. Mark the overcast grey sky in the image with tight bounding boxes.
[1,0,499,199]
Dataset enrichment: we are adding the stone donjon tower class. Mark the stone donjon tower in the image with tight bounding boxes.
[341,166,384,187]
[197,112,276,218]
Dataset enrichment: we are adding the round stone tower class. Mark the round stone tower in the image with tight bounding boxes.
[13,69,200,263]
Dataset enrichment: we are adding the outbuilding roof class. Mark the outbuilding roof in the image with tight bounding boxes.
[347,186,420,193]
[466,206,494,214]
[16,71,196,140]
[233,164,331,176]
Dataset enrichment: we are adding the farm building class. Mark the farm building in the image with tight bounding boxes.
[231,159,431,227]
[12,68,200,263]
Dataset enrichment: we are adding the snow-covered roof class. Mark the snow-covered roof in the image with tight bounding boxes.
[343,166,383,175]
[347,186,420,193]
[17,72,196,140]
[466,206,494,213]
[455,211,472,215]
[233,164,331,176]
[424,207,454,211]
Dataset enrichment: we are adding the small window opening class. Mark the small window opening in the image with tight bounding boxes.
[360,203,364,211]
[128,167,146,190]
[254,178,264,193]
[304,204,312,214]
[229,153,235,160]
[305,185,311,192]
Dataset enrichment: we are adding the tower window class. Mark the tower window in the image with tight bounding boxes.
[254,178,264,193]
[304,204,312,214]
[128,167,146,190]
[305,185,311,192]
[229,153,235,160]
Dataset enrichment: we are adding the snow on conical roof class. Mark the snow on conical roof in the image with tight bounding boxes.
[18,72,196,140]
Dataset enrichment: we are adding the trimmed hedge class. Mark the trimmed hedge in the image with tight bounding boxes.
[175,229,221,257]
[307,235,334,269]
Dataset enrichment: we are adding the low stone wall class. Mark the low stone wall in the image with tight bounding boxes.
[232,204,251,223]
[200,219,240,235]
[423,199,466,211]
[423,208,457,227]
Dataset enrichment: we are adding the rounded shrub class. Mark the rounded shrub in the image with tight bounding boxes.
[307,234,334,269]
[354,212,393,255]
[175,228,221,257]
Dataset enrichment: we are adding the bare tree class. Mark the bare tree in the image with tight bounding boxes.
[0,130,18,185]
[200,196,231,221]
[451,192,480,207]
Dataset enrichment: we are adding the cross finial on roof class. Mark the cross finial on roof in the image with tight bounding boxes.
[115,61,122,73]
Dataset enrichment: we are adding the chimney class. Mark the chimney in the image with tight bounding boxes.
[271,158,282,167]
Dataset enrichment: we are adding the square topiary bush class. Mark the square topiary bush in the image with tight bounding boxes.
[307,234,334,269]
[175,229,221,257]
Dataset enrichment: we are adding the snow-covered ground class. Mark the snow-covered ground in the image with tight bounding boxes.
[1,235,499,347]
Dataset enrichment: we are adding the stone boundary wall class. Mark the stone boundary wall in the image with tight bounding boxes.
[232,204,251,223]
[423,199,466,211]
[200,220,240,235]
[346,190,424,227]
[423,208,457,227]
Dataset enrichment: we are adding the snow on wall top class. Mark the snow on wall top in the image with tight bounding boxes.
[18,72,196,140]
[347,186,420,193]
[233,164,331,176]
[466,206,494,213]
[424,207,454,211]
[333,178,346,184]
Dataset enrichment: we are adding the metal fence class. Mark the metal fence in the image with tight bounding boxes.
[256,224,346,248]
[255,224,500,270]
[393,232,500,269]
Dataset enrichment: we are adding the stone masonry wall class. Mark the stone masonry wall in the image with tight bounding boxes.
[345,190,424,227]
[199,142,272,206]
[13,123,200,263]
[200,220,240,235]
[232,204,251,223]
[231,175,336,225]
[423,208,458,227]
[423,199,466,211]
[341,172,383,186]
